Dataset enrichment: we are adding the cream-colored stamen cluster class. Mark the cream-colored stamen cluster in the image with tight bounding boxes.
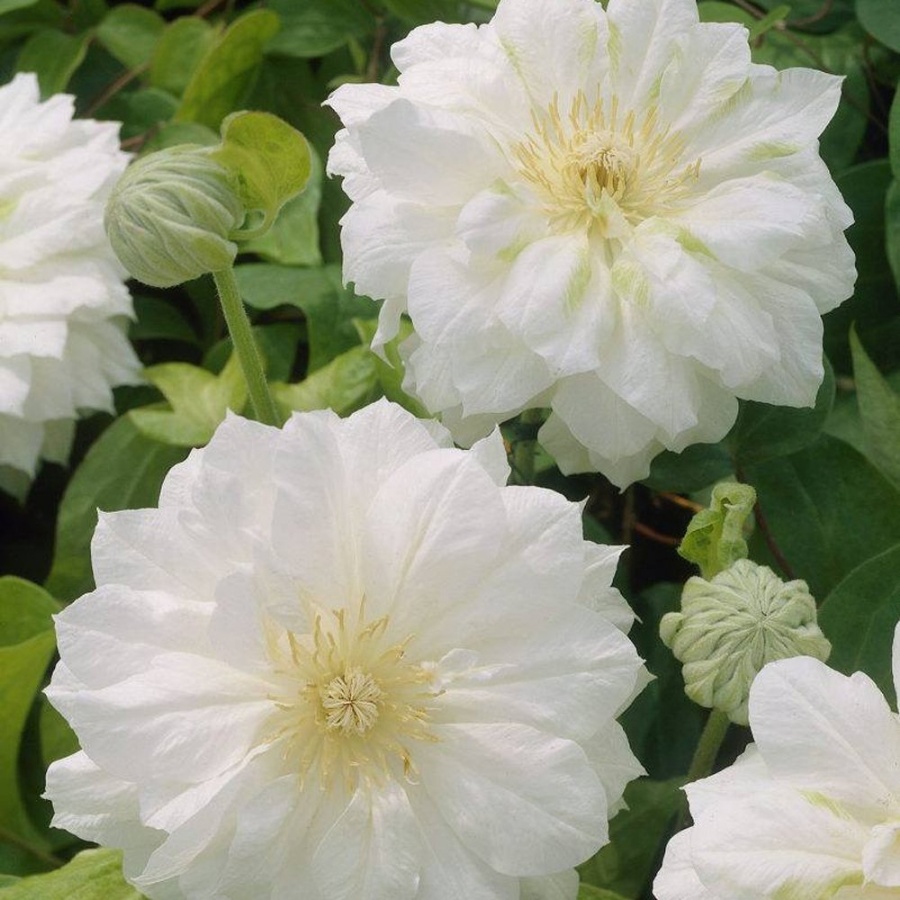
[513,90,699,236]
[269,600,437,789]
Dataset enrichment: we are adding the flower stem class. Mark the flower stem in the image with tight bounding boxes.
[687,708,730,784]
[212,267,281,428]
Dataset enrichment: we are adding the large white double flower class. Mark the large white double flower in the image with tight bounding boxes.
[45,400,645,900]
[654,624,900,899]
[327,0,855,487]
[0,73,140,494]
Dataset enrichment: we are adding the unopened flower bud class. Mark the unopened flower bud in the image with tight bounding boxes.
[105,147,243,288]
[660,558,831,725]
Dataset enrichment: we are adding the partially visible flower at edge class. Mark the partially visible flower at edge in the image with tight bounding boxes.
[45,399,646,900]
[654,622,900,899]
[326,0,855,488]
[0,72,141,496]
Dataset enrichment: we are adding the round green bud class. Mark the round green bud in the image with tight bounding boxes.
[105,147,244,288]
[660,559,831,726]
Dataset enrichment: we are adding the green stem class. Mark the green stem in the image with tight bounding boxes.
[0,825,64,869]
[212,267,281,428]
[687,708,731,784]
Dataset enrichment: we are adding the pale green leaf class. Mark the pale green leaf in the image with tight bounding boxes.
[44,417,188,603]
[0,849,144,899]
[96,4,165,70]
[211,110,312,242]
[128,352,248,448]
[176,9,280,128]
[272,345,378,417]
[241,144,322,266]
[678,482,757,579]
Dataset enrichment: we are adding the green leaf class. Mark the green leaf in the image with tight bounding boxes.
[241,144,322,266]
[729,359,835,468]
[0,578,59,863]
[678,482,757,579]
[0,849,144,899]
[130,296,198,344]
[577,886,630,900]
[272,345,379,418]
[643,442,733,494]
[265,0,375,58]
[578,778,684,898]
[0,0,39,14]
[233,263,376,371]
[857,0,900,52]
[16,28,89,96]
[176,9,280,129]
[149,16,216,96]
[746,434,900,599]
[44,417,188,603]
[128,353,248,447]
[211,110,311,241]
[38,700,77,770]
[827,161,898,371]
[819,544,900,706]
[382,0,459,24]
[849,327,900,489]
[353,317,431,417]
[96,4,164,70]
[885,179,900,294]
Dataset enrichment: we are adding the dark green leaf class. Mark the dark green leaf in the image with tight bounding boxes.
[44,417,188,603]
[857,0,900,52]
[265,0,374,58]
[578,778,683,898]
[130,296,198,344]
[233,264,376,371]
[149,16,216,96]
[96,4,164,70]
[849,327,900,489]
[16,28,89,96]
[643,442,733,494]
[745,434,900,598]
[819,544,900,706]
[0,578,58,863]
[729,359,834,467]
[577,886,630,900]
[38,700,78,770]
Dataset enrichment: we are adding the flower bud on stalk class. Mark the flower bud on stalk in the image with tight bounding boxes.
[105,148,243,288]
[660,559,831,725]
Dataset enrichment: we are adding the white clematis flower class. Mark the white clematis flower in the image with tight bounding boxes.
[45,399,645,900]
[326,0,855,487]
[0,72,140,496]
[654,623,900,899]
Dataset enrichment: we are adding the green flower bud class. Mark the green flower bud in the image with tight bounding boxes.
[660,559,831,726]
[105,147,243,288]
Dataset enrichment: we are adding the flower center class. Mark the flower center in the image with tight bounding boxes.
[513,91,699,237]
[267,601,438,789]
[321,669,383,735]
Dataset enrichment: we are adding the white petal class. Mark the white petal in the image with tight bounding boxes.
[312,782,422,900]
[417,722,607,876]
[749,657,900,813]
[654,829,716,900]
